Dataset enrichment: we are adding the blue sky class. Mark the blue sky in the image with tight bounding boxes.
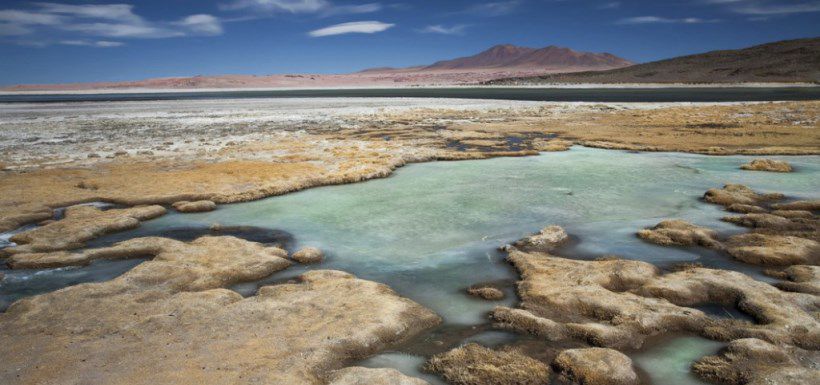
[0,0,818,85]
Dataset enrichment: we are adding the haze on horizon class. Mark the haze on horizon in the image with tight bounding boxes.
[0,0,819,85]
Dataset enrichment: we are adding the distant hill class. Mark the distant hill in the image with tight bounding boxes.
[364,44,633,72]
[2,43,634,91]
[486,38,820,84]
[426,44,633,70]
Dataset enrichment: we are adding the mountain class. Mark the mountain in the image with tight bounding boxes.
[487,37,820,85]
[425,44,537,70]
[1,43,634,91]
[423,44,633,70]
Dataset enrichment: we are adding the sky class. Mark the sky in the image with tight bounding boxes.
[0,0,819,85]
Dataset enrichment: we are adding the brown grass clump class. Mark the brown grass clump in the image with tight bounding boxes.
[467,286,505,300]
[771,200,820,211]
[693,338,816,385]
[172,200,217,213]
[704,184,784,207]
[553,347,638,385]
[424,343,550,385]
[637,219,722,249]
[740,159,793,172]
[7,205,166,253]
[725,233,820,266]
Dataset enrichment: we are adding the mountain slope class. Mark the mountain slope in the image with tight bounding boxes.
[424,44,536,70]
[421,44,633,71]
[487,37,820,84]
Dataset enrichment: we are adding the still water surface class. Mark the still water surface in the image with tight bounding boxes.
[1,87,819,103]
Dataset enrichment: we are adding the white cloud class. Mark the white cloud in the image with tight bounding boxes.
[308,20,393,37]
[619,1,819,25]
[321,3,382,17]
[94,40,124,47]
[34,3,143,23]
[420,24,468,35]
[732,1,820,14]
[597,2,622,9]
[60,39,124,47]
[704,0,820,15]
[223,0,330,13]
[0,9,63,25]
[60,22,183,38]
[616,16,720,24]
[0,23,34,36]
[466,1,521,16]
[175,14,224,35]
[0,3,223,43]
[222,0,383,18]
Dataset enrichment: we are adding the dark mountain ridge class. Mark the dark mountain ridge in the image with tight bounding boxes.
[487,37,820,84]
[362,44,634,72]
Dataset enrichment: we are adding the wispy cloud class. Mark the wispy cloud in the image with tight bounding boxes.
[616,16,721,24]
[597,2,622,10]
[174,14,224,35]
[419,24,468,35]
[308,20,394,37]
[465,1,521,16]
[60,39,124,47]
[733,1,820,14]
[0,9,63,26]
[222,0,330,13]
[320,3,383,17]
[0,23,33,36]
[0,3,223,45]
[222,0,383,16]
[704,0,820,15]
[35,3,143,23]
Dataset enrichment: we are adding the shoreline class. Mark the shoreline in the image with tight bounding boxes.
[1,82,818,95]
[2,144,818,235]
[1,99,818,231]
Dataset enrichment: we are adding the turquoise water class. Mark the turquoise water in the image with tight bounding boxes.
[97,147,819,322]
[2,146,818,383]
[360,353,446,385]
[633,336,725,385]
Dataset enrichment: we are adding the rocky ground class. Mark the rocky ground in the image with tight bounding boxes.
[1,98,819,385]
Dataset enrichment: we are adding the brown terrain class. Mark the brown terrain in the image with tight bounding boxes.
[421,181,819,385]
[488,37,820,85]
[1,44,632,91]
[1,99,818,233]
[1,97,819,385]
[0,237,441,384]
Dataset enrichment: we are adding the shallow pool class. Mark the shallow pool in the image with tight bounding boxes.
[2,147,818,383]
[87,147,819,322]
